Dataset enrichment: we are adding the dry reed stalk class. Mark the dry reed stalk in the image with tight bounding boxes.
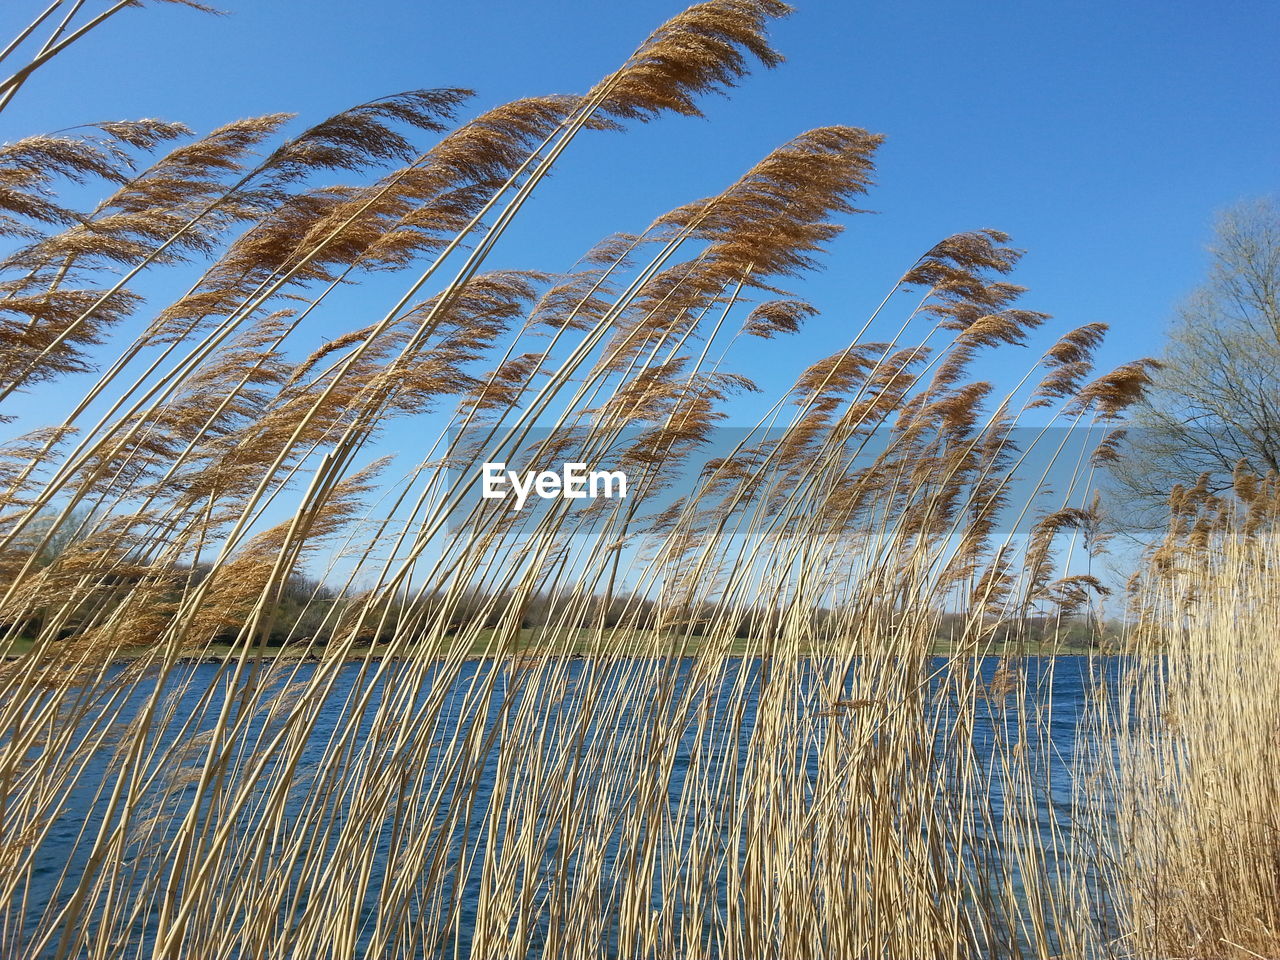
[1084,529,1280,960]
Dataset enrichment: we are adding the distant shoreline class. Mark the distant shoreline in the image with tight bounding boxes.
[3,636,1108,668]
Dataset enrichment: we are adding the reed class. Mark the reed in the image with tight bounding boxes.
[0,3,1198,959]
[1082,490,1280,960]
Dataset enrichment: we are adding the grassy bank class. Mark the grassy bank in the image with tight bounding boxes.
[2,624,1107,663]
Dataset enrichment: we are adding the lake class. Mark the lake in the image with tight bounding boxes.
[12,654,1113,959]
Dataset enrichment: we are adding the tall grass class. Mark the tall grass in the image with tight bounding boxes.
[0,2,1244,958]
[1083,491,1280,960]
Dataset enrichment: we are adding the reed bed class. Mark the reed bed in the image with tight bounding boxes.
[0,2,1256,958]
[1082,494,1280,960]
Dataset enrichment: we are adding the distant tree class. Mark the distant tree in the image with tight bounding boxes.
[1111,197,1280,529]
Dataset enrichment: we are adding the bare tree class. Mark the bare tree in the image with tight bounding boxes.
[1111,197,1280,529]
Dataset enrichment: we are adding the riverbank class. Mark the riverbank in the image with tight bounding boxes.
[1,627,1104,665]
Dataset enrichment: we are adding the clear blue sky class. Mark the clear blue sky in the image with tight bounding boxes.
[2,0,1278,428]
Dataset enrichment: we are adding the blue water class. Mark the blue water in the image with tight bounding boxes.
[8,655,1109,959]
